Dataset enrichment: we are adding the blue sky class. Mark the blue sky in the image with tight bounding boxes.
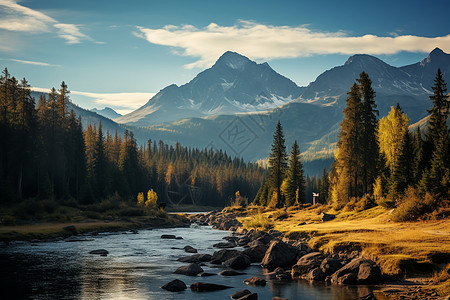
[0,0,449,114]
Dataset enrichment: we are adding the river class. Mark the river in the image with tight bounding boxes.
[0,224,373,299]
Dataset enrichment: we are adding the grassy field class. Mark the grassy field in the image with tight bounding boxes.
[239,205,450,277]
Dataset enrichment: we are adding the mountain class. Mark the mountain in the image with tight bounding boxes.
[90,107,122,119]
[115,51,303,126]
[298,47,450,123]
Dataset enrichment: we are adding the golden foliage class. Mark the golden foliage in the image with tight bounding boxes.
[378,106,410,173]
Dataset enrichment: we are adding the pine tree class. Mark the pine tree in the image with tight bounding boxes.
[427,129,450,197]
[425,69,448,156]
[390,130,415,199]
[319,166,329,204]
[268,121,288,207]
[332,83,363,207]
[284,140,305,206]
[357,72,379,194]
[57,81,70,126]
[412,127,425,185]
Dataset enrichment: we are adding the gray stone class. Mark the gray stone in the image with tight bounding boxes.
[243,276,266,286]
[161,279,186,292]
[173,263,204,276]
[262,240,298,269]
[190,282,232,292]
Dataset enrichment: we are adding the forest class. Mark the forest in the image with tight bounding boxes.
[0,68,266,216]
[255,70,449,220]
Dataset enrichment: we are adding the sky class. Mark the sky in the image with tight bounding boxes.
[0,0,449,114]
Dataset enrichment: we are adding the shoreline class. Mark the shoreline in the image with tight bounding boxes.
[187,206,450,299]
[0,213,190,243]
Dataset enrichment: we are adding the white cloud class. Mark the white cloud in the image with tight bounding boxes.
[71,91,155,110]
[32,87,154,115]
[0,0,96,44]
[54,23,90,44]
[135,20,450,69]
[7,58,60,67]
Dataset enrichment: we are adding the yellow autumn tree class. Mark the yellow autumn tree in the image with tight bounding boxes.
[137,192,145,207]
[145,189,158,209]
[378,106,410,173]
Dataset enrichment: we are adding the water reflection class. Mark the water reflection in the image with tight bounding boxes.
[0,226,375,300]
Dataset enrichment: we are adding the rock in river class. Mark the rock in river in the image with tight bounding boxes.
[244,276,267,286]
[173,263,204,276]
[161,279,187,292]
[190,282,232,292]
[89,249,109,256]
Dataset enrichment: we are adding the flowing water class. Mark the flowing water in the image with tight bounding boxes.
[0,224,373,299]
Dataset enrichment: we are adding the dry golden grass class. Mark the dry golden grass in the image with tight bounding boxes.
[259,205,450,277]
[0,214,189,241]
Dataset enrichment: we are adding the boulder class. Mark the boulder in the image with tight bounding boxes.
[231,289,251,299]
[243,244,269,263]
[89,249,109,256]
[161,279,187,292]
[238,293,258,300]
[304,267,325,281]
[213,242,236,249]
[173,263,204,276]
[200,272,216,277]
[177,254,212,263]
[243,276,267,286]
[224,254,251,270]
[262,241,299,269]
[190,282,232,292]
[211,249,241,264]
[219,270,246,276]
[291,252,325,277]
[267,267,290,280]
[320,258,343,276]
[320,213,336,222]
[183,245,198,253]
[161,234,176,239]
[331,258,381,285]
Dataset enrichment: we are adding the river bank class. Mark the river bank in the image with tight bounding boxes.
[185,205,450,299]
[0,213,190,243]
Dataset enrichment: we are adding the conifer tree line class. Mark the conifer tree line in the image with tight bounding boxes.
[329,69,449,210]
[0,68,266,207]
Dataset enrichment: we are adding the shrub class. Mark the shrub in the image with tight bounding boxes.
[355,194,376,212]
[230,191,248,207]
[40,199,58,213]
[85,211,102,219]
[118,207,144,217]
[14,199,41,218]
[392,187,437,222]
[242,211,274,231]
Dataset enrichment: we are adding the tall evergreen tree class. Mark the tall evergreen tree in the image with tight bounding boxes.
[284,140,305,206]
[357,72,379,194]
[319,166,329,204]
[332,83,363,206]
[268,121,287,207]
[390,130,415,199]
[412,127,425,185]
[427,129,450,197]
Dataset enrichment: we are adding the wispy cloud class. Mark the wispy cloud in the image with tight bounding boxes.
[135,20,450,69]
[32,87,154,115]
[0,0,97,44]
[5,58,60,67]
[71,91,155,110]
